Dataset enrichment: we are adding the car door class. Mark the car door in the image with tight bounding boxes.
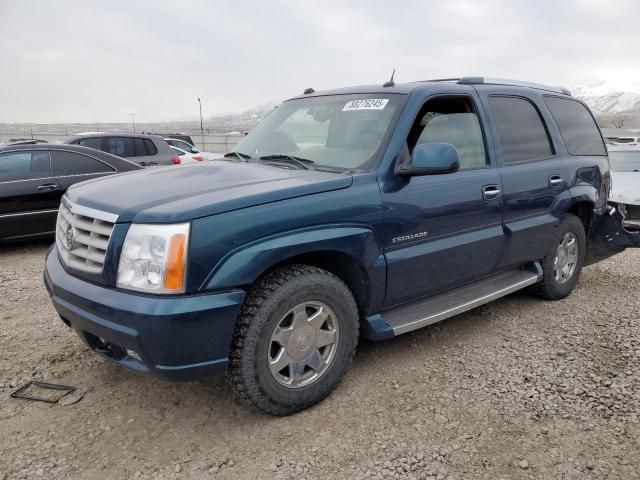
[0,150,59,240]
[476,89,572,268]
[50,149,117,191]
[381,93,504,307]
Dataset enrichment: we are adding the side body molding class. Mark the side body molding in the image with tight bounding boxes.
[200,225,385,304]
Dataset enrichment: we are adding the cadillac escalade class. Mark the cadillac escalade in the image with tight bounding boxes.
[44,77,640,415]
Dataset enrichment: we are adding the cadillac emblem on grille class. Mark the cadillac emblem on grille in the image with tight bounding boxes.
[64,224,76,250]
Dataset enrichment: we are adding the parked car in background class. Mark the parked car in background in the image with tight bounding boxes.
[164,138,224,161]
[64,133,180,166]
[145,133,195,145]
[170,146,204,164]
[608,146,640,233]
[0,144,141,242]
[2,139,49,146]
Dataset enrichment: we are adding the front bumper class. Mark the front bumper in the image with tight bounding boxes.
[44,245,245,381]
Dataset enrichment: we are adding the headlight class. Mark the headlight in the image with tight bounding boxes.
[117,223,190,294]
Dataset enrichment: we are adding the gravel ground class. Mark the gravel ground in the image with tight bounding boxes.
[1,242,639,480]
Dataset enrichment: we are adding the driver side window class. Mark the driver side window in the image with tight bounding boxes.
[408,96,488,171]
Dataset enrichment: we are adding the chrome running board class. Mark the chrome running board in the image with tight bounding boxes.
[382,265,541,336]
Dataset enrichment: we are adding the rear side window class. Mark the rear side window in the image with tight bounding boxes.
[489,96,553,165]
[107,137,135,158]
[172,139,196,153]
[0,151,51,181]
[134,138,158,156]
[544,96,606,156]
[51,151,115,176]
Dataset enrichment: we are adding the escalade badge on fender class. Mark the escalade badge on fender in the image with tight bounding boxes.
[64,224,76,250]
[392,231,429,244]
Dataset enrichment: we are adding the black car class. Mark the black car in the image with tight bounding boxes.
[0,144,141,242]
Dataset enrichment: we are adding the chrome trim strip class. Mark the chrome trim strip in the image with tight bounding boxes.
[66,201,119,223]
[0,209,59,218]
[0,176,54,185]
[57,172,113,179]
[3,230,56,240]
[390,274,539,336]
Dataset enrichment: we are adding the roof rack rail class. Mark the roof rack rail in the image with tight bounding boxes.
[423,78,461,83]
[457,77,572,96]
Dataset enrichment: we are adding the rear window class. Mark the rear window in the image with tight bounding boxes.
[51,151,115,176]
[488,96,553,165]
[544,96,606,156]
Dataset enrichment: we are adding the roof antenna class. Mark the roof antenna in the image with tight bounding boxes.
[303,87,315,95]
[383,69,396,88]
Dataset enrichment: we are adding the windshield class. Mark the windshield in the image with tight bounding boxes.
[232,94,405,171]
[609,150,640,172]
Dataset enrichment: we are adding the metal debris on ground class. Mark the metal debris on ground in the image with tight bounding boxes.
[10,381,76,404]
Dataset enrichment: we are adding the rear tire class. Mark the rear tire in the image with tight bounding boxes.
[227,264,359,415]
[531,214,586,300]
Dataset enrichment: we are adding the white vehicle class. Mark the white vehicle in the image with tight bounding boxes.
[170,146,204,164]
[164,138,223,161]
[608,146,640,232]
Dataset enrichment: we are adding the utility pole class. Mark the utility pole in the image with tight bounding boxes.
[197,98,204,136]
[129,113,136,133]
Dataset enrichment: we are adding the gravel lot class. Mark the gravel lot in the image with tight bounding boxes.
[1,242,639,480]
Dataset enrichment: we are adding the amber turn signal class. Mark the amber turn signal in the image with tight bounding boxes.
[164,234,186,291]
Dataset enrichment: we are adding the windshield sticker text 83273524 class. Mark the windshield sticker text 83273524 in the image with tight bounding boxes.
[342,99,389,111]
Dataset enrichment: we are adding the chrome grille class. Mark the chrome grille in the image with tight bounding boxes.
[56,199,117,274]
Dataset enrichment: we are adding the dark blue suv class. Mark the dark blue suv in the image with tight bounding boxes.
[44,77,639,415]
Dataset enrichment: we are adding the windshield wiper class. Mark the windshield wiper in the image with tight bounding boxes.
[259,154,315,170]
[224,151,252,160]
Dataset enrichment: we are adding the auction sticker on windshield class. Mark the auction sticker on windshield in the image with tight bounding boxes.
[343,99,389,111]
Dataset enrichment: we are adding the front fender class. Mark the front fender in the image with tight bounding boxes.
[200,225,382,291]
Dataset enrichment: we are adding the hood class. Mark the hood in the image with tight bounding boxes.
[610,171,640,206]
[66,161,353,223]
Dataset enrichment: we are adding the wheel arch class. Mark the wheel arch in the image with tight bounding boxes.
[200,225,385,316]
[261,250,372,318]
[567,200,595,233]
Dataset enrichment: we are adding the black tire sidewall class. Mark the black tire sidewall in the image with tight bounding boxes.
[540,215,586,299]
[237,268,359,413]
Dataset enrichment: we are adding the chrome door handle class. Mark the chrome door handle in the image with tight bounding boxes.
[482,185,501,200]
[549,175,564,187]
[37,183,58,191]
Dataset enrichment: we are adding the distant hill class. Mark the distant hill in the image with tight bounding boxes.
[573,81,640,128]
[203,102,277,133]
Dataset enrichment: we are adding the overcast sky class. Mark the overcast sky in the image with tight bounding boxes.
[1,0,639,124]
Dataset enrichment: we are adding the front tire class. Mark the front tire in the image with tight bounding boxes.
[228,265,359,415]
[531,214,586,300]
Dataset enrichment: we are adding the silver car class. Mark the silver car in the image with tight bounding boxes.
[64,133,179,166]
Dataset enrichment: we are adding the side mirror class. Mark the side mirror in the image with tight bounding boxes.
[191,147,200,153]
[398,143,460,176]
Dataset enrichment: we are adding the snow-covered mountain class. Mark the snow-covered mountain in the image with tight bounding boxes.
[572,81,640,115]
